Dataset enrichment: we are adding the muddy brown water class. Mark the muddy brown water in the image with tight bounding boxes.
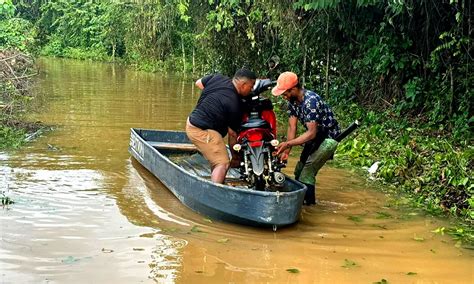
[1,59,472,283]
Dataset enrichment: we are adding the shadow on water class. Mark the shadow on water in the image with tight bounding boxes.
[1,58,472,284]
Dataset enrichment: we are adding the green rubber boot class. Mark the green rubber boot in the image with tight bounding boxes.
[303,183,316,205]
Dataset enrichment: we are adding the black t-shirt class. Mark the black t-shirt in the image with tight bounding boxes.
[189,74,242,137]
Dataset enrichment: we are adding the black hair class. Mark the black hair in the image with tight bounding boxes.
[234,68,256,80]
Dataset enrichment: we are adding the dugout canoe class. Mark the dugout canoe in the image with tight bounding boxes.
[129,128,307,227]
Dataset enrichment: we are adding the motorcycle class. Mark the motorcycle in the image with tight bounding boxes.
[233,79,286,190]
[232,78,360,191]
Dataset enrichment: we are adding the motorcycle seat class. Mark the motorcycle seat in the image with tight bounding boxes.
[240,118,270,129]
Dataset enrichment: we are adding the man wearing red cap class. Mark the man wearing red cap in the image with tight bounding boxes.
[272,72,340,205]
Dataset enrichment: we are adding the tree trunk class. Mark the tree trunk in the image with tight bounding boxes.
[181,36,186,74]
[192,47,196,75]
[449,65,454,118]
[325,13,330,98]
[302,43,307,88]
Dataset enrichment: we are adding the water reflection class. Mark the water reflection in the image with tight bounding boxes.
[1,58,472,284]
[1,58,197,283]
[120,159,191,228]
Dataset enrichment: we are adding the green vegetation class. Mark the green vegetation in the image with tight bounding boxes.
[335,105,472,220]
[3,1,472,231]
[1,0,40,149]
[1,194,14,205]
[341,259,359,269]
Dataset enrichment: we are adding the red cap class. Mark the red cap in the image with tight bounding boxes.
[272,72,298,96]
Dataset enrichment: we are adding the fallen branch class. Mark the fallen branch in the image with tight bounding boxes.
[0,53,21,62]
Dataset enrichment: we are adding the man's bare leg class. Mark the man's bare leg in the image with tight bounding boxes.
[211,163,229,184]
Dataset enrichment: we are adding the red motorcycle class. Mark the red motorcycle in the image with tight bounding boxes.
[233,79,286,190]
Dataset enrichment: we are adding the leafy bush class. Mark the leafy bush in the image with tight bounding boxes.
[62,46,109,61]
[0,125,25,149]
[0,17,37,52]
[0,0,15,19]
[40,37,64,57]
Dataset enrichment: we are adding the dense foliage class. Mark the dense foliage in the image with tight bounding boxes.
[6,1,473,227]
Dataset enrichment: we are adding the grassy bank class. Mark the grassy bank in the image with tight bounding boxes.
[332,104,473,244]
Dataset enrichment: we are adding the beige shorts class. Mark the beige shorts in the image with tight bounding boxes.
[186,119,229,168]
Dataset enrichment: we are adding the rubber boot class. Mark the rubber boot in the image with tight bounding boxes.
[303,183,316,205]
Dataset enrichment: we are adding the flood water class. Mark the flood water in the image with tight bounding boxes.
[1,58,472,283]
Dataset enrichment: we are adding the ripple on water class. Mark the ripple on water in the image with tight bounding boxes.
[1,161,187,283]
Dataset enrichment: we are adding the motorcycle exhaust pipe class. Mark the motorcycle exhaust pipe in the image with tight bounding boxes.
[335,120,360,142]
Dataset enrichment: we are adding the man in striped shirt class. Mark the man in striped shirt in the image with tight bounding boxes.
[273,72,340,205]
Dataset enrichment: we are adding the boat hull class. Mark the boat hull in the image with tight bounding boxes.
[129,128,306,227]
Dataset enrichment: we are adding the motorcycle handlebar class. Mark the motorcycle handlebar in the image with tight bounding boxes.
[251,79,276,97]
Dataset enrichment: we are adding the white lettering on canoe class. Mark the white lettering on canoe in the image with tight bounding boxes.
[130,132,144,160]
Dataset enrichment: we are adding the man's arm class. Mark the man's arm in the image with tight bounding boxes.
[276,116,297,159]
[196,74,214,90]
[276,120,318,155]
[195,78,204,90]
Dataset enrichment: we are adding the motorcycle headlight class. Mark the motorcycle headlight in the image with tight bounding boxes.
[270,139,279,147]
[233,144,241,152]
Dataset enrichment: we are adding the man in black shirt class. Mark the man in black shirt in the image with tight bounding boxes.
[186,68,257,184]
